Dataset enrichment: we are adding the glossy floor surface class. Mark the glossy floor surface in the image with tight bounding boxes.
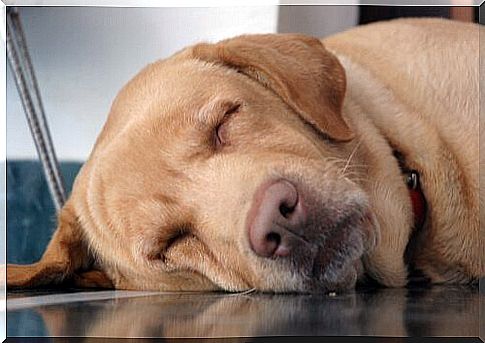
[7,284,483,338]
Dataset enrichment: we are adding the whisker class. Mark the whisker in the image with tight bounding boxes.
[341,139,363,175]
[341,163,368,169]
[229,287,257,296]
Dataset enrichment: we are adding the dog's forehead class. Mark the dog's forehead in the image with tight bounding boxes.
[92,57,246,153]
[113,58,241,121]
[88,57,249,191]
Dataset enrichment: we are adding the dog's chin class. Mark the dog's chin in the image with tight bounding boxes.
[307,265,360,293]
[273,209,377,294]
[261,252,364,294]
[326,203,380,287]
[310,242,366,293]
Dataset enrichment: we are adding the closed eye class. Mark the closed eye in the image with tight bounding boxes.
[214,102,241,149]
[159,229,192,262]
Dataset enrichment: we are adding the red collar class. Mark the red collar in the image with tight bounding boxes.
[405,170,427,230]
[393,150,427,230]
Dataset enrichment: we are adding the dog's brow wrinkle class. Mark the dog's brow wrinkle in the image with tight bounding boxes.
[152,193,177,206]
[196,95,225,124]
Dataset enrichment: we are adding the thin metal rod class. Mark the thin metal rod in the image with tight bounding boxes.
[7,8,66,212]
[9,8,65,193]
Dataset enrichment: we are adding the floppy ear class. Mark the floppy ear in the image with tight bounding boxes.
[191,33,353,141]
[7,202,113,289]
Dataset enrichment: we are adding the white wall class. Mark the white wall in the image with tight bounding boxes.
[6,6,279,161]
[6,6,358,161]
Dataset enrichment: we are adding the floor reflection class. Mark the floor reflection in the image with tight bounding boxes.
[7,285,480,338]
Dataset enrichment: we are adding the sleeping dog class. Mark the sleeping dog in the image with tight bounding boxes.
[7,18,483,292]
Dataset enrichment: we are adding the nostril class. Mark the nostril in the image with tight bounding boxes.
[248,179,302,258]
[265,231,290,257]
[279,202,295,218]
[266,232,281,246]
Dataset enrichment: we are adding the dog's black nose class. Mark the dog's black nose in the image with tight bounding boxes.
[248,180,307,258]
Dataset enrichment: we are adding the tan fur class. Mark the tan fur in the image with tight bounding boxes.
[7,18,482,292]
[324,18,482,283]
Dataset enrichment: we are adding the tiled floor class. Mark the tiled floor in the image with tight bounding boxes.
[7,284,483,338]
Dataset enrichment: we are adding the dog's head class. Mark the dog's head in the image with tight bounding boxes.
[8,34,383,293]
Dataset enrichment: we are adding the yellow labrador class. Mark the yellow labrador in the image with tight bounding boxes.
[7,18,483,292]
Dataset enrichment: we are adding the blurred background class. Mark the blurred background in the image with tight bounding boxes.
[6,5,479,264]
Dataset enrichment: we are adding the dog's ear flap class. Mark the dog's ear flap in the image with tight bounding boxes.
[190,34,353,141]
[7,202,113,289]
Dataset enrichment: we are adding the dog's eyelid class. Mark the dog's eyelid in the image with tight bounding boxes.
[197,98,242,125]
[165,227,190,247]
[223,102,242,117]
[158,228,193,262]
[213,101,242,149]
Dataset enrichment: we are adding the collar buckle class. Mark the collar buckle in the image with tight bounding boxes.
[404,169,427,230]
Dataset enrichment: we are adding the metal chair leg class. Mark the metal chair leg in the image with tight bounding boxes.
[7,7,66,212]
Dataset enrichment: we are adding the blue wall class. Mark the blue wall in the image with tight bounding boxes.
[7,160,82,264]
